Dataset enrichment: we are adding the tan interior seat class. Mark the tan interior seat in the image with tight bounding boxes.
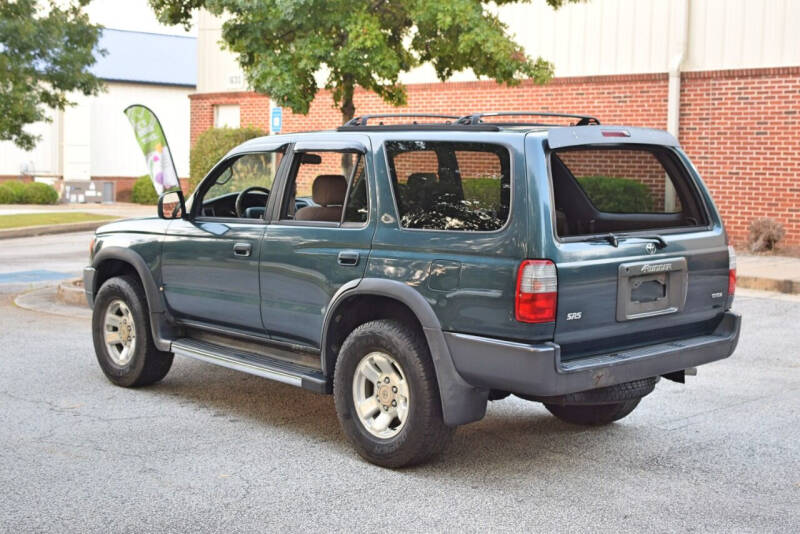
[294,174,347,222]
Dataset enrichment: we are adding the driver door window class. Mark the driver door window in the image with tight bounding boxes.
[199,151,282,219]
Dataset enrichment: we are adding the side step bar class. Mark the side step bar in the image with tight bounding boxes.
[171,338,330,393]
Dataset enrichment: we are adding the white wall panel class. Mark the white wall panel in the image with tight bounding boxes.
[88,83,193,178]
[0,113,60,176]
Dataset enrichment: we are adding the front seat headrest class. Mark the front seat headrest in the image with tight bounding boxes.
[311,174,347,206]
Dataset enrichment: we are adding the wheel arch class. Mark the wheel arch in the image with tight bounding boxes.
[321,278,488,426]
[91,247,176,352]
[92,247,165,314]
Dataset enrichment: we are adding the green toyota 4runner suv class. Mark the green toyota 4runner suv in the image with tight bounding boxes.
[85,112,741,467]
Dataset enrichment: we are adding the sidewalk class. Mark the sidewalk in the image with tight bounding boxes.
[0,202,155,218]
[737,253,800,294]
[0,203,156,239]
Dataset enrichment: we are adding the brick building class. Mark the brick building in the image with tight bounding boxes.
[189,0,800,246]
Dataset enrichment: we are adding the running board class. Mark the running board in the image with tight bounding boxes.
[171,338,329,393]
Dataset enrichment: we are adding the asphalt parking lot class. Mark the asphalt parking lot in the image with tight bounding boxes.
[0,235,798,532]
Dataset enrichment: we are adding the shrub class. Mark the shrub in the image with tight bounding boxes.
[189,126,266,191]
[0,181,28,203]
[0,184,15,204]
[576,175,654,213]
[21,182,59,204]
[0,180,58,204]
[131,175,159,204]
[748,217,785,253]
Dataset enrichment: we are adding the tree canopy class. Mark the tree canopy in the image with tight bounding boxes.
[150,0,580,122]
[0,0,104,150]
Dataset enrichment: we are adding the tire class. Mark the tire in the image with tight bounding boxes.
[544,399,641,426]
[92,275,173,387]
[333,319,454,468]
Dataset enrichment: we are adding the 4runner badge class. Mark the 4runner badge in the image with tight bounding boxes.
[566,312,582,321]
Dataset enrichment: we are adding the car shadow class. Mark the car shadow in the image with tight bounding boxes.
[146,358,638,475]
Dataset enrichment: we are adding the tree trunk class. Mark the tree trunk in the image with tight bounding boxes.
[340,77,356,125]
[339,78,356,175]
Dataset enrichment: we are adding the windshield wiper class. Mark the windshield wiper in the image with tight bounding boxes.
[620,234,668,249]
[584,233,620,247]
[582,233,667,249]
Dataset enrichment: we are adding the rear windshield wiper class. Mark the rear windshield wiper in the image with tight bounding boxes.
[582,233,667,249]
[584,233,620,247]
[619,234,668,249]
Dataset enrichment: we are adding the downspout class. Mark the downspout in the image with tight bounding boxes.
[665,0,690,211]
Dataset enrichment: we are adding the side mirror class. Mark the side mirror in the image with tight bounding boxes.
[158,189,186,219]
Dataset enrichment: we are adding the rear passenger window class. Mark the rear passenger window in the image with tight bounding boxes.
[551,147,708,237]
[386,141,510,231]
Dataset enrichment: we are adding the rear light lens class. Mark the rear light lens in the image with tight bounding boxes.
[728,245,736,296]
[515,260,557,323]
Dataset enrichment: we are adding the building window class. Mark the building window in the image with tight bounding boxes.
[213,104,240,128]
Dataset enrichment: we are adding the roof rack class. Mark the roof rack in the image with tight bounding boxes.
[342,113,461,127]
[457,111,600,126]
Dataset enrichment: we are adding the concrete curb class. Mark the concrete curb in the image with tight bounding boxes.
[737,275,800,295]
[14,285,92,319]
[57,278,88,307]
[0,220,111,240]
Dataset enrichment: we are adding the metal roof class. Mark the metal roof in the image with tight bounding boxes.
[91,29,197,87]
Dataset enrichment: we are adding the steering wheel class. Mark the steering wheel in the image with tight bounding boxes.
[235,186,270,218]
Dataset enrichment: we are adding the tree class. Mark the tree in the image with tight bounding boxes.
[150,0,580,124]
[0,0,104,150]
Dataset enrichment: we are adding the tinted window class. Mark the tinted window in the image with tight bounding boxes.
[386,141,510,231]
[556,149,681,214]
[343,156,368,223]
[551,147,708,237]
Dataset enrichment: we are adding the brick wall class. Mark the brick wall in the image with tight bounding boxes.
[188,66,800,246]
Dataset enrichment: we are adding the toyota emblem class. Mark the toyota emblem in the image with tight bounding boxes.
[645,242,657,255]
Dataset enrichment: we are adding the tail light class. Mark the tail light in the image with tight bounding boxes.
[515,260,557,323]
[728,245,736,296]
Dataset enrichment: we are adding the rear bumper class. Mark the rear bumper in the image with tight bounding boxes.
[445,311,741,397]
[83,267,96,309]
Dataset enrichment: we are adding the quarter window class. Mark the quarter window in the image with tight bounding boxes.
[386,141,510,231]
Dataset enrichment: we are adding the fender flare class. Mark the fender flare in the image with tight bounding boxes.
[92,247,165,313]
[321,278,488,426]
[91,247,176,351]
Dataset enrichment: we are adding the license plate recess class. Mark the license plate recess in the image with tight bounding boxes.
[617,257,688,321]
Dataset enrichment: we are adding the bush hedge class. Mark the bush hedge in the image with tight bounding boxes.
[0,180,59,204]
[576,175,654,213]
[189,126,266,191]
[131,175,160,205]
[23,182,59,204]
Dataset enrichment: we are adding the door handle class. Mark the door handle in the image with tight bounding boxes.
[337,250,360,266]
[233,242,252,257]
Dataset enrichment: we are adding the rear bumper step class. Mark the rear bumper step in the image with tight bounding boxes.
[445,311,741,397]
[171,338,329,393]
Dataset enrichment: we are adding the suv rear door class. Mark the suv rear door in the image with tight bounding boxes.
[259,136,375,348]
[535,128,732,361]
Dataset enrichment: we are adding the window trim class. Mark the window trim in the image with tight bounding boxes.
[382,140,515,235]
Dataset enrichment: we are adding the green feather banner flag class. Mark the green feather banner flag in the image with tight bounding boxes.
[124,104,179,195]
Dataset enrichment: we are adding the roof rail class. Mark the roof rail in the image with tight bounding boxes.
[457,111,600,126]
[342,113,461,127]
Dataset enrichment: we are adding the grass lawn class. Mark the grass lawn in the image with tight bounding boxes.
[0,212,117,230]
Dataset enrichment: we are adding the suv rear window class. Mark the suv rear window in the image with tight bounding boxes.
[386,141,510,231]
[551,146,707,237]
